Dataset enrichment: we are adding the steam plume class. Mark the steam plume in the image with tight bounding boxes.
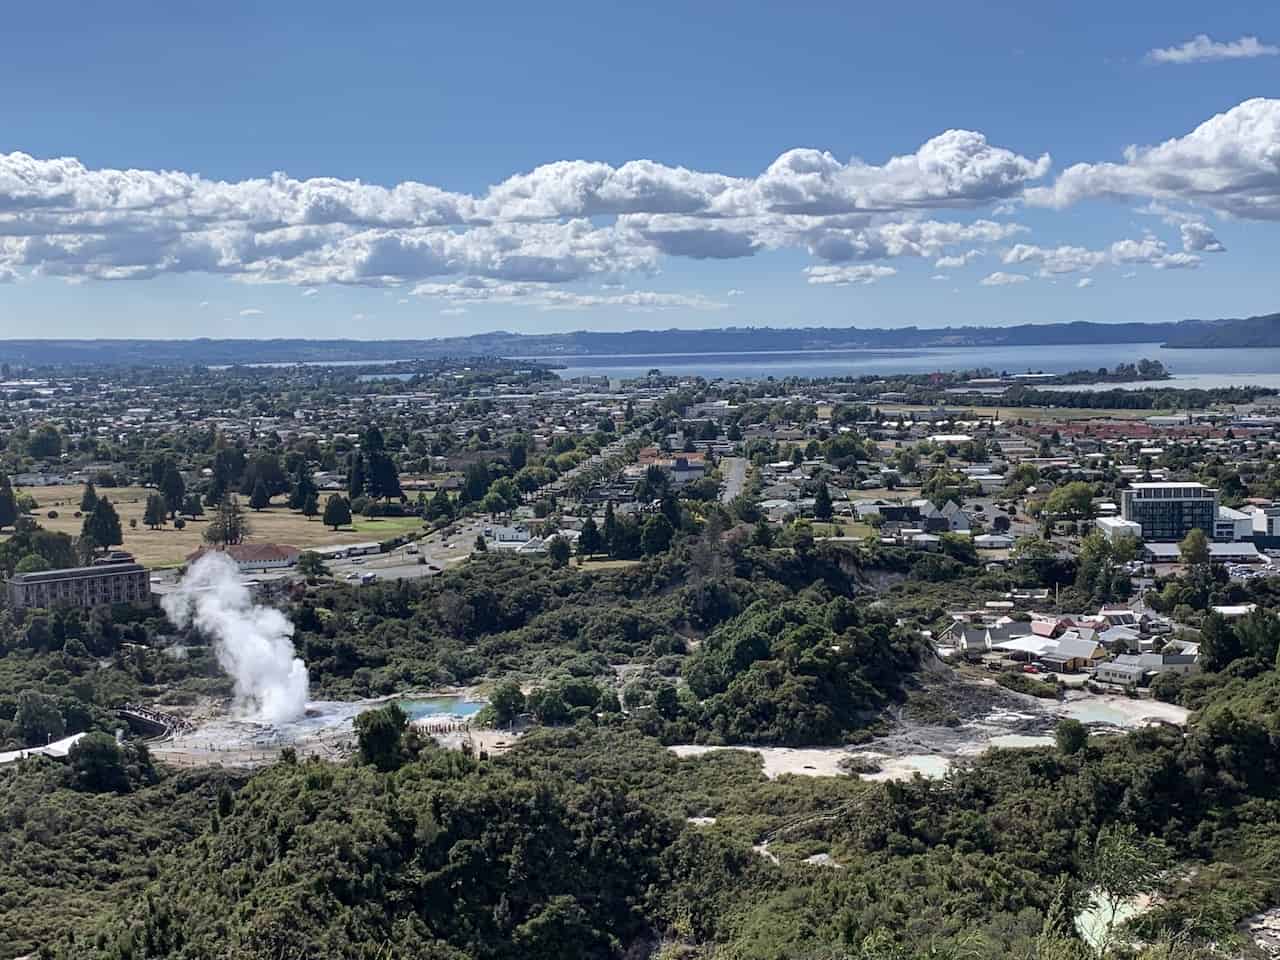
[162,552,310,723]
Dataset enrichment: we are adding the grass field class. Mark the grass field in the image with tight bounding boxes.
[577,557,643,571]
[811,521,873,539]
[9,486,426,568]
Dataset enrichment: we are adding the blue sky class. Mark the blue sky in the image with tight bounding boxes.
[0,0,1277,339]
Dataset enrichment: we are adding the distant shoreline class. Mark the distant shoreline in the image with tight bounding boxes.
[0,311,1275,365]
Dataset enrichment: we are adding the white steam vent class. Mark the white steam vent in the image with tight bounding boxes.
[162,552,310,723]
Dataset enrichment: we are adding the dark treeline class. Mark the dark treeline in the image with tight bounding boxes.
[17,662,1280,959]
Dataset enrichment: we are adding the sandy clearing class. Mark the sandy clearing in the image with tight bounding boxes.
[669,744,852,779]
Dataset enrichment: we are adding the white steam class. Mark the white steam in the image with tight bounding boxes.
[162,552,310,723]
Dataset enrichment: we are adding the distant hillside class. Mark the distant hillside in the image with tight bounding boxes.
[1161,312,1280,349]
[0,312,1276,366]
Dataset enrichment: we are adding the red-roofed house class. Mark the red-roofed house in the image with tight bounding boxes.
[186,543,301,571]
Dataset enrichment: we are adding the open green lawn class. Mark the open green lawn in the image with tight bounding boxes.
[812,521,873,538]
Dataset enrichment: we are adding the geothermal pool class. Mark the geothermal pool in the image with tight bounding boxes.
[399,696,485,721]
[153,693,487,762]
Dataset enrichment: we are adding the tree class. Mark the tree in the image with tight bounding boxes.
[428,487,454,522]
[80,481,99,514]
[159,464,185,519]
[322,494,352,531]
[296,551,328,580]
[634,465,670,502]
[1198,611,1240,672]
[462,461,491,503]
[239,453,288,497]
[653,683,680,720]
[348,452,366,498]
[1055,718,1088,755]
[353,702,408,772]
[249,479,271,511]
[489,681,526,726]
[363,423,386,452]
[27,424,63,459]
[1179,527,1211,569]
[1086,823,1172,952]
[474,534,488,553]
[301,490,319,519]
[1044,481,1095,519]
[813,482,833,521]
[1040,875,1081,943]
[204,495,250,546]
[547,535,571,569]
[641,514,674,556]
[751,519,775,548]
[577,517,603,557]
[82,498,123,551]
[527,687,570,725]
[1236,608,1280,664]
[15,690,64,746]
[143,493,168,530]
[0,475,16,530]
[1076,530,1125,603]
[790,520,815,556]
[288,463,316,511]
[69,732,130,793]
[368,450,402,501]
[14,553,50,573]
[183,493,205,517]
[603,502,619,556]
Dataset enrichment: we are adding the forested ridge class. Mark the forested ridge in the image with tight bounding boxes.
[8,516,1280,956]
[1,311,1276,366]
[10,669,1280,960]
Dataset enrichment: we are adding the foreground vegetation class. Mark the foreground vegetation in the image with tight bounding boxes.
[5,677,1280,960]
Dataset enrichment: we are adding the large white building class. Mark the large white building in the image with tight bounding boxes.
[1248,505,1280,538]
[1215,506,1254,543]
[1095,516,1143,543]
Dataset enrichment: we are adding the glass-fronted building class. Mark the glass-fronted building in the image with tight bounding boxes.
[1120,482,1218,542]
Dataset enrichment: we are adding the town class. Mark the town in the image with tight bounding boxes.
[4,354,1280,959]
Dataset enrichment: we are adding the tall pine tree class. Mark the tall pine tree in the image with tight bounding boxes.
[348,452,366,498]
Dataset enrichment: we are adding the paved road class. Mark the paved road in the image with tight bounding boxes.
[329,517,487,583]
[720,457,747,504]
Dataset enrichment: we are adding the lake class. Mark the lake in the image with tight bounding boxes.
[543,343,1280,387]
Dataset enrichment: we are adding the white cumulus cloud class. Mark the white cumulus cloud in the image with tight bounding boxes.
[0,104,1252,306]
[1179,221,1226,252]
[934,249,983,269]
[980,271,1028,286]
[1147,34,1278,65]
[1026,98,1280,220]
[803,264,897,286]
